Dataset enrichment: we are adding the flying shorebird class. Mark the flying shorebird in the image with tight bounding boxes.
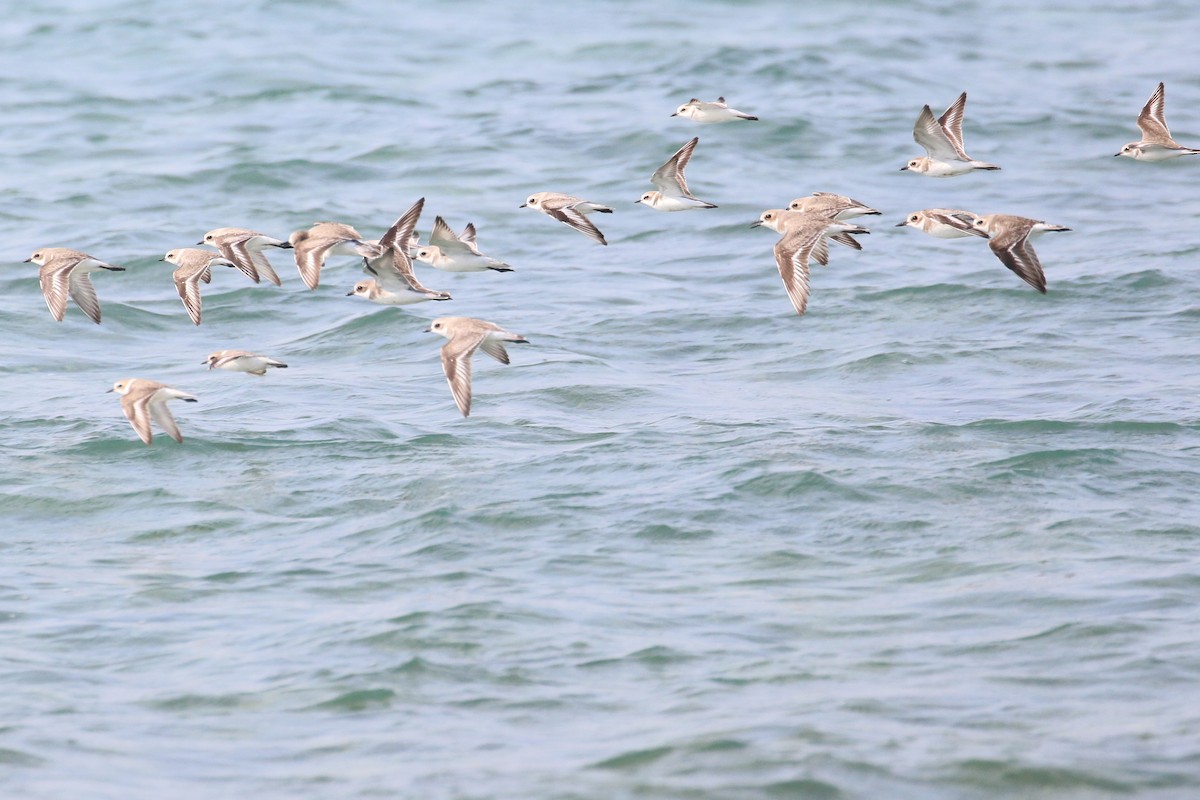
[425,316,528,417]
[901,92,1000,177]
[896,209,990,239]
[413,216,513,272]
[162,248,239,326]
[520,192,612,245]
[198,228,292,285]
[636,137,717,211]
[671,96,758,123]
[107,378,197,445]
[204,350,288,376]
[1115,82,1200,161]
[347,198,452,306]
[754,208,866,254]
[753,211,870,316]
[24,247,125,324]
[788,192,880,220]
[288,222,382,290]
[969,214,1070,293]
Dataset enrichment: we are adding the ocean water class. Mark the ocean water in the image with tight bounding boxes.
[3,0,1200,797]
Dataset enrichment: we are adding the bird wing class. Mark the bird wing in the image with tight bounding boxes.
[988,222,1047,293]
[937,92,971,159]
[149,395,185,443]
[68,269,102,324]
[427,215,475,256]
[935,210,989,237]
[292,236,341,290]
[39,261,73,321]
[650,137,700,199]
[1137,82,1177,145]
[913,104,962,161]
[441,334,488,417]
[478,338,511,365]
[773,227,824,316]
[366,249,442,294]
[459,222,478,247]
[220,237,280,286]
[548,205,607,245]
[121,390,155,444]
[174,268,206,325]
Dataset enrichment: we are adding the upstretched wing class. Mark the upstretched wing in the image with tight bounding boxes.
[937,92,970,159]
[365,202,446,296]
[913,104,961,161]
[427,215,476,256]
[650,137,700,200]
[1137,82,1176,145]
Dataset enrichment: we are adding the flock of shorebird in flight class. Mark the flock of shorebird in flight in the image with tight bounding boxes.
[23,83,1196,443]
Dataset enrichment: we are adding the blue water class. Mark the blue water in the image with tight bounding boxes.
[3,1,1200,797]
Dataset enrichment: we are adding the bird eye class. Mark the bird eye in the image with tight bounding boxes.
[909,161,918,167]
[32,252,41,259]
[764,213,774,220]
[433,322,441,329]
[910,215,918,222]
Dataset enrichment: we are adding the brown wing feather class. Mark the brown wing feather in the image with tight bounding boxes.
[1137,82,1175,144]
[989,225,1047,293]
[441,334,487,417]
[39,263,71,321]
[121,392,154,444]
[550,206,607,245]
[68,270,102,324]
[773,231,818,316]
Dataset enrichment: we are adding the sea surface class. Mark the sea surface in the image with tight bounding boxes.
[2,1,1200,797]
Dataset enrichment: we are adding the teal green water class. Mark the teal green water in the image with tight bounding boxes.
[3,1,1200,797]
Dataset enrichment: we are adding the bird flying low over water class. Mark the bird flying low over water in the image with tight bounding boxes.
[198,228,291,286]
[347,198,452,306]
[902,92,1000,177]
[414,216,513,272]
[520,192,612,245]
[25,247,125,324]
[1115,82,1200,161]
[969,214,1070,293]
[671,96,758,123]
[637,137,717,211]
[753,210,870,316]
[896,209,990,239]
[108,378,197,445]
[425,316,528,417]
